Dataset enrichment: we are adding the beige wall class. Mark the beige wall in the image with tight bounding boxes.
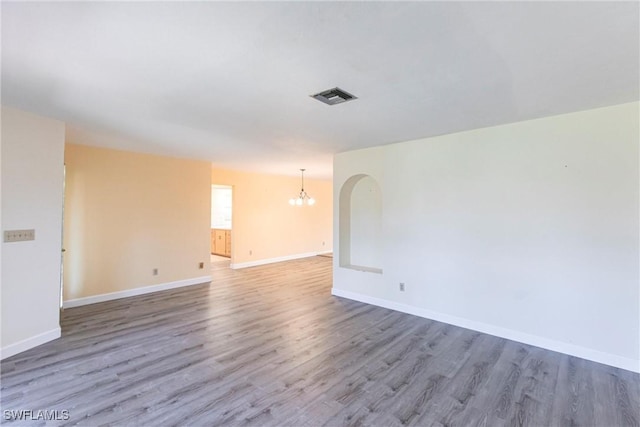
[211,168,332,266]
[1,107,65,358]
[63,143,211,301]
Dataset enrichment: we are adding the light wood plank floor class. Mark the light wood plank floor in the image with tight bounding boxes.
[1,256,638,426]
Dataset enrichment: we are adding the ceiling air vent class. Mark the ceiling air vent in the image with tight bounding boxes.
[310,87,357,106]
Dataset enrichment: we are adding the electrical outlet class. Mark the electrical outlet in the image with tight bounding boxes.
[153,268,158,276]
[399,282,405,292]
[4,229,35,242]
[198,262,204,269]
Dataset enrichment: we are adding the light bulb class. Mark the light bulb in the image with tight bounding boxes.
[289,199,295,206]
[295,198,303,206]
[308,198,315,206]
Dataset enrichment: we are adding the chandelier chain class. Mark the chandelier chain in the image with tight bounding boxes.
[289,168,315,206]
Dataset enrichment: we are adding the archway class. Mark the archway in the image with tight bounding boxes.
[338,174,382,273]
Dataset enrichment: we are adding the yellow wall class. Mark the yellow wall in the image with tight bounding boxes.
[211,168,332,266]
[63,143,211,301]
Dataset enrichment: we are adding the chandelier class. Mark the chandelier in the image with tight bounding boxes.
[289,169,315,206]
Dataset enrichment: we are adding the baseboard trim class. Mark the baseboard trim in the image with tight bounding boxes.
[63,276,212,308]
[1,327,61,360]
[231,251,331,269]
[331,288,640,373]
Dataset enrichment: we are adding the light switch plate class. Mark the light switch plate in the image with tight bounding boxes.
[4,229,35,242]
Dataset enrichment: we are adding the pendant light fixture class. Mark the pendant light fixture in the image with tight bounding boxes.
[289,169,315,206]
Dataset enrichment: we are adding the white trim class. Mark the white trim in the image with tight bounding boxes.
[1,327,61,360]
[231,251,331,269]
[63,276,211,308]
[341,264,382,274]
[331,288,640,373]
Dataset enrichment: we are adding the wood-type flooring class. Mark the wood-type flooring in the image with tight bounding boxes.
[1,256,638,426]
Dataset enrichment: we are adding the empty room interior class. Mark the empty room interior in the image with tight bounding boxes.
[1,2,639,426]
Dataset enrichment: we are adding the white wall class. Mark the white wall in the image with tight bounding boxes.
[1,107,65,358]
[333,102,639,372]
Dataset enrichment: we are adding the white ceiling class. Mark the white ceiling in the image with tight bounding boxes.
[2,2,638,179]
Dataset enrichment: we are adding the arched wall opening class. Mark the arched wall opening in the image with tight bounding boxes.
[339,174,383,274]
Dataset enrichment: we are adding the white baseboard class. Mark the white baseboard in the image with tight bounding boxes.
[63,276,211,308]
[1,327,61,360]
[331,288,640,374]
[231,251,331,269]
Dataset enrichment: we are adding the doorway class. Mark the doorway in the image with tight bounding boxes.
[60,164,66,309]
[210,185,232,265]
